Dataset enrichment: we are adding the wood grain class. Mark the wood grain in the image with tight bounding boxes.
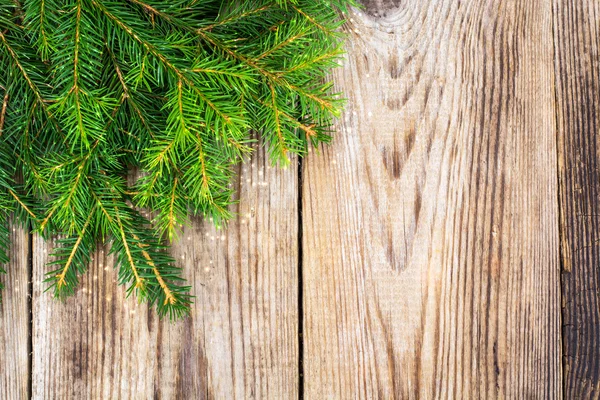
[554,0,600,397]
[0,223,30,399]
[9,0,600,396]
[302,1,562,398]
[31,144,299,398]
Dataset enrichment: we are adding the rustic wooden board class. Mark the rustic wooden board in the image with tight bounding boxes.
[554,0,600,397]
[302,1,562,398]
[0,223,30,399]
[31,145,299,398]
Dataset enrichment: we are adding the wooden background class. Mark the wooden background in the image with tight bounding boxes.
[1,0,599,398]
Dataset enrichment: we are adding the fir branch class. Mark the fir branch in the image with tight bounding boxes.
[46,204,96,296]
[291,4,335,35]
[130,232,179,307]
[0,30,51,115]
[0,215,9,302]
[9,190,37,220]
[168,177,178,238]
[197,3,274,32]
[269,83,289,163]
[69,0,89,145]
[107,45,156,139]
[37,0,50,53]
[0,0,352,319]
[93,0,240,129]
[0,92,7,137]
[113,206,145,291]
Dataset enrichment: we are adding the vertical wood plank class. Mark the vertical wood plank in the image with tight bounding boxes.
[302,1,562,398]
[31,145,298,398]
[0,223,30,399]
[553,0,600,397]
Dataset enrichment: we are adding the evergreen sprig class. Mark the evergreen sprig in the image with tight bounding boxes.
[0,0,354,319]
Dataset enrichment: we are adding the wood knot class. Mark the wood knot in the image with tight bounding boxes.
[360,0,402,19]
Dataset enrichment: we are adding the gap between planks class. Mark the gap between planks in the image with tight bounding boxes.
[297,155,305,400]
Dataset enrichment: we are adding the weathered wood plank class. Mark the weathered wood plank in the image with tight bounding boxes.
[0,223,30,399]
[554,0,600,397]
[31,145,298,398]
[302,1,562,398]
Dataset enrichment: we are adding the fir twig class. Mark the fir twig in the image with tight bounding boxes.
[0,0,356,319]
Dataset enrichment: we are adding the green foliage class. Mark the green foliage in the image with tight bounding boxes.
[0,0,354,318]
